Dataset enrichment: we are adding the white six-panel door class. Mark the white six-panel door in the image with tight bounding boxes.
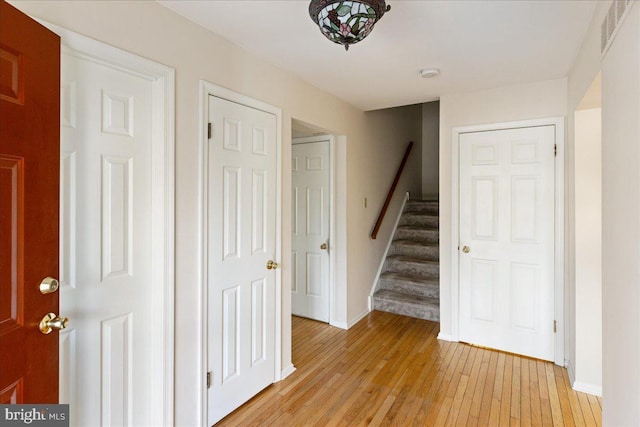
[459,125,555,361]
[59,46,160,426]
[292,140,331,322]
[207,95,277,425]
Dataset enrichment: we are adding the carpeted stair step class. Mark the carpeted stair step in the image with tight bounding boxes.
[399,213,439,228]
[404,201,439,215]
[384,256,439,278]
[373,199,440,322]
[373,290,440,322]
[379,272,439,299]
[389,240,439,260]
[394,226,439,243]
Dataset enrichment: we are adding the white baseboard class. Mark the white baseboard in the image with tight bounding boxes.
[333,309,370,330]
[572,381,602,397]
[280,364,296,381]
[330,320,348,330]
[565,360,602,396]
[437,332,457,342]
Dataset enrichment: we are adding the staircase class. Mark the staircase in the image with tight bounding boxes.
[372,200,440,322]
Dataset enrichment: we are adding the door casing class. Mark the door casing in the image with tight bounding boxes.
[446,117,565,366]
[39,20,176,424]
[199,81,284,426]
[292,135,336,324]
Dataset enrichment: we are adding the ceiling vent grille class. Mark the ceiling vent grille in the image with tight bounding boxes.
[601,0,636,55]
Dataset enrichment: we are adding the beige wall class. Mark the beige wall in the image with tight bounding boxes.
[11,1,422,425]
[567,1,640,422]
[600,4,640,424]
[438,78,568,339]
[421,101,439,200]
[573,107,602,394]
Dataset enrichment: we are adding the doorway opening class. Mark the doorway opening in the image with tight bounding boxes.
[290,118,349,370]
[291,119,336,326]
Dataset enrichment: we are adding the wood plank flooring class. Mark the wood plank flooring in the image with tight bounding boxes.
[217,311,601,426]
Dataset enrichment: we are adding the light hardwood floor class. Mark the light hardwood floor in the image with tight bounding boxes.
[217,311,601,426]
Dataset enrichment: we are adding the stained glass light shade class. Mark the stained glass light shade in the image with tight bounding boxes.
[309,0,391,50]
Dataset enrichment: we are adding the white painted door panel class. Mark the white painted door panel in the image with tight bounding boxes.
[292,141,330,322]
[60,48,159,426]
[459,126,555,361]
[207,96,277,425]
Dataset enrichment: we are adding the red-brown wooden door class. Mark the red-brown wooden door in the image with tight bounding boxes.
[0,0,61,403]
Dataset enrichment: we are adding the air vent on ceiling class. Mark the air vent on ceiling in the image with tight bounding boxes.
[601,0,636,55]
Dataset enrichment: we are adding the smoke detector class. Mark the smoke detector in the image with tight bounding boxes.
[420,68,440,78]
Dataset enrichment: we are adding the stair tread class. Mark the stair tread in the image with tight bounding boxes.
[397,225,438,231]
[386,255,439,265]
[380,272,439,285]
[374,289,439,305]
[402,212,439,217]
[393,239,439,248]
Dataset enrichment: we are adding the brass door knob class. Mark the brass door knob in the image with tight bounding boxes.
[320,243,328,250]
[39,277,59,294]
[266,260,279,270]
[39,313,69,334]
[462,246,471,254]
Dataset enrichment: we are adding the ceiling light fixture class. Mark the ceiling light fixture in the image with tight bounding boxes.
[309,0,391,51]
[420,68,440,78]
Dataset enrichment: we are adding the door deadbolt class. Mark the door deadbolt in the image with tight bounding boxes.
[39,277,59,294]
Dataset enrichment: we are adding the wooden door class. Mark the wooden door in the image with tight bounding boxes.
[458,125,555,361]
[0,0,61,403]
[292,138,331,322]
[207,95,277,425]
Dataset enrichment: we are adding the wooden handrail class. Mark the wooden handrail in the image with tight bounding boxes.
[370,141,414,240]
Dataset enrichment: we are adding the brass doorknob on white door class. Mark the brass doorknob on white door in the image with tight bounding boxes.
[320,243,328,250]
[462,246,471,253]
[39,313,69,334]
[266,260,279,270]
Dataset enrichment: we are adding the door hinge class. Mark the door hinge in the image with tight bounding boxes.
[553,320,557,333]
[554,144,557,157]
[207,123,212,139]
[206,371,212,389]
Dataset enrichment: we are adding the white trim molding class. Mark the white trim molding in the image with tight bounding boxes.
[368,192,410,311]
[199,81,283,426]
[448,117,565,366]
[567,360,602,397]
[332,308,370,330]
[39,21,176,426]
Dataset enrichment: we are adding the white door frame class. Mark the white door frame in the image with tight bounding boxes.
[37,20,176,425]
[292,135,336,324]
[449,117,565,366]
[199,81,283,425]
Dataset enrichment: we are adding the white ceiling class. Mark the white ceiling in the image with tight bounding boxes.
[159,0,597,111]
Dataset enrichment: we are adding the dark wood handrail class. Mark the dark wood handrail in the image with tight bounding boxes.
[371,141,414,240]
